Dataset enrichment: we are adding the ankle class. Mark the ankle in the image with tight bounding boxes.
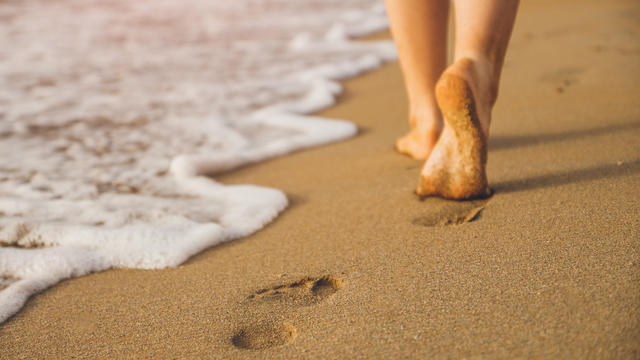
[409,106,443,134]
[441,56,494,138]
[453,55,498,106]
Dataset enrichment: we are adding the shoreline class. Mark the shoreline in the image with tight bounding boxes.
[2,0,639,358]
[0,5,394,325]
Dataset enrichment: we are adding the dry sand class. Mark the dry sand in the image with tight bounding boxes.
[1,0,639,358]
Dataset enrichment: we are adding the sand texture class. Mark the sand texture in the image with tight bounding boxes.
[1,0,639,358]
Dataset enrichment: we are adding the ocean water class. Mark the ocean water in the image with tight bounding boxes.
[0,0,395,322]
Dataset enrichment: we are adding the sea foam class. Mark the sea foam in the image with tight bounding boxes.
[0,0,395,323]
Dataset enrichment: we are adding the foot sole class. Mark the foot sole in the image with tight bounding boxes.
[416,70,491,200]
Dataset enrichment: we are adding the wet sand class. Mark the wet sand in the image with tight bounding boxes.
[1,0,639,358]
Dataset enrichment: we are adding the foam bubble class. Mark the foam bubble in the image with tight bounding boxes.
[0,0,395,323]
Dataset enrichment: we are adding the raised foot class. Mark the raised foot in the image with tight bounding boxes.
[416,69,491,200]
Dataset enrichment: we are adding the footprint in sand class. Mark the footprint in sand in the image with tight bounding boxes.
[231,275,343,350]
[232,320,297,350]
[248,275,344,307]
[539,66,585,94]
[412,198,491,227]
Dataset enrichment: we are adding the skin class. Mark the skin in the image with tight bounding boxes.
[384,0,519,199]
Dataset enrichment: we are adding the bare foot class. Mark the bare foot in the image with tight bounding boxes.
[395,111,443,160]
[416,58,493,200]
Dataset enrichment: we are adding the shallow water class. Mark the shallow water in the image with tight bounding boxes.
[0,0,394,322]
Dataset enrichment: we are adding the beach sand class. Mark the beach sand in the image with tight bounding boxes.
[1,0,639,358]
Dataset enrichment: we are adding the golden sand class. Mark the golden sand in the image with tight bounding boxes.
[1,0,639,358]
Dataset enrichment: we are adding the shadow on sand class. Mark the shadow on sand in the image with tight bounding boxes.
[490,121,640,150]
[493,159,639,194]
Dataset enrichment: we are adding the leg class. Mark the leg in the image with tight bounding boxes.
[417,0,519,199]
[384,0,449,160]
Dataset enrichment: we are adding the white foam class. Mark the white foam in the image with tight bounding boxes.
[0,0,395,323]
